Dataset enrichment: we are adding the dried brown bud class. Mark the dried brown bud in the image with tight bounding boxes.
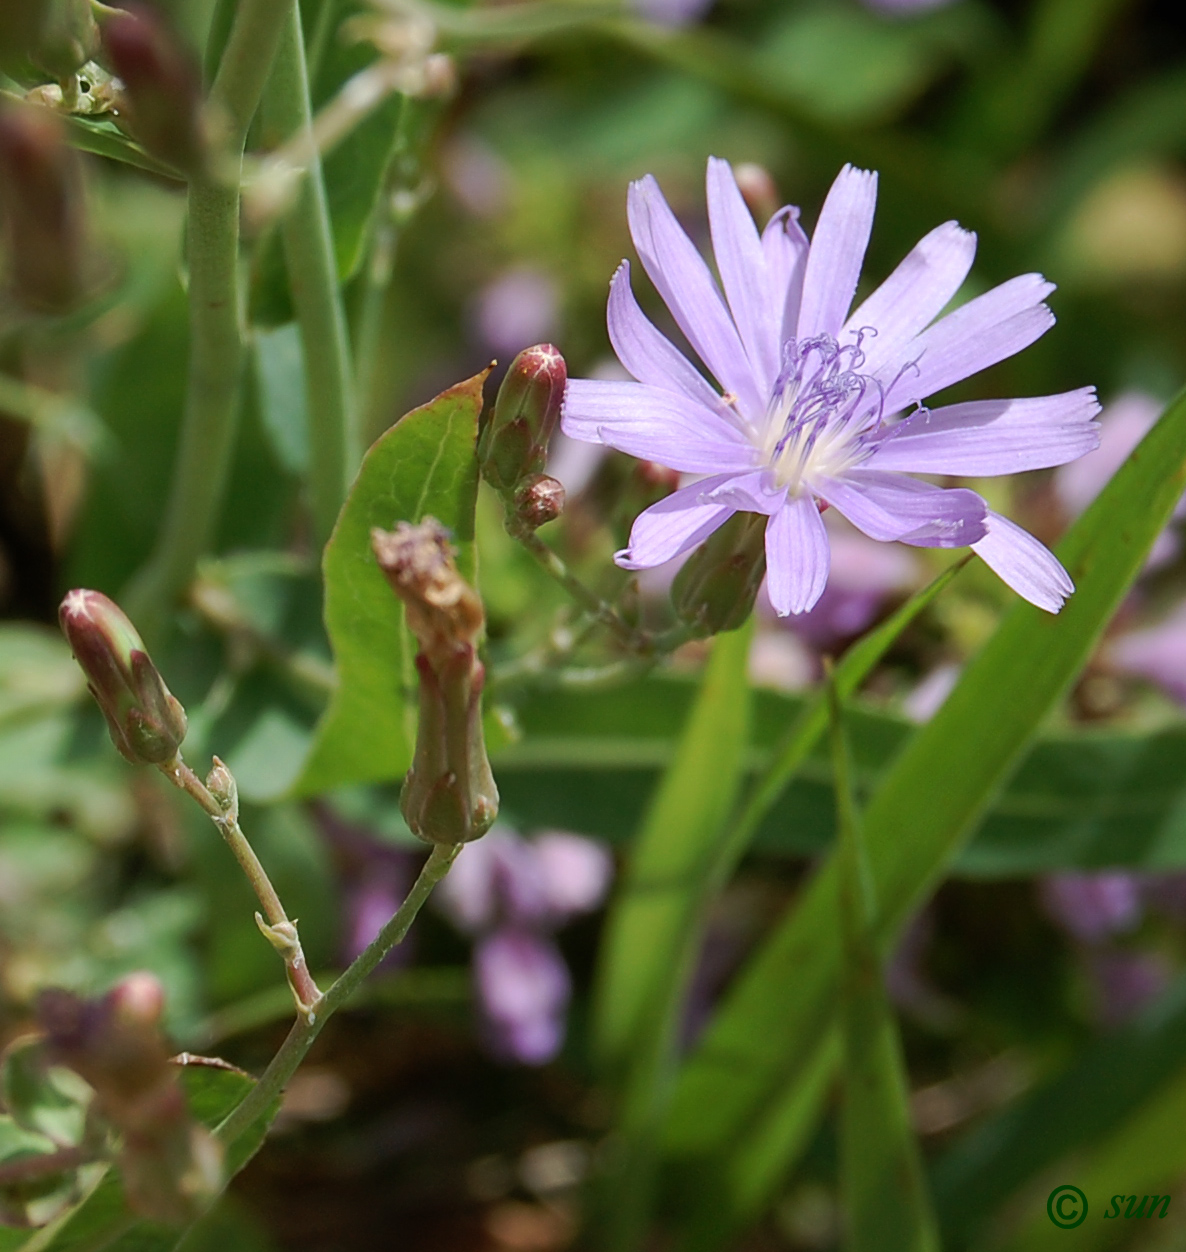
[512,473,565,531]
[371,518,498,845]
[0,103,86,314]
[100,4,205,175]
[59,588,187,765]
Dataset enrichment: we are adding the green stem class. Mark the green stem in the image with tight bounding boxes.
[215,841,459,1147]
[262,1,359,544]
[123,0,293,637]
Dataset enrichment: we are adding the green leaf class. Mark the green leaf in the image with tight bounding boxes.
[592,622,754,1249]
[663,386,1186,1240]
[295,371,486,795]
[253,325,310,477]
[0,1040,89,1148]
[830,678,938,1252]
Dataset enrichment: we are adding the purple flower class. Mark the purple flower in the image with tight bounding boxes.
[562,159,1101,615]
[1109,603,1186,703]
[1039,872,1143,943]
[474,929,572,1064]
[474,267,560,357]
[1088,950,1169,1027]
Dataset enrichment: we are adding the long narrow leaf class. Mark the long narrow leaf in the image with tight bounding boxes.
[665,387,1186,1242]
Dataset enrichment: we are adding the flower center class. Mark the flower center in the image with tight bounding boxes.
[759,334,883,493]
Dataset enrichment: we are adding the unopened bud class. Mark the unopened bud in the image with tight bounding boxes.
[512,473,565,531]
[673,511,767,637]
[109,971,166,1028]
[733,162,779,225]
[0,103,86,314]
[31,0,97,79]
[419,52,456,97]
[479,344,566,493]
[100,4,204,175]
[372,518,498,845]
[59,588,187,765]
[205,757,238,821]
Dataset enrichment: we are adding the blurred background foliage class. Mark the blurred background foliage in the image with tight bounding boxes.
[5,0,1186,1248]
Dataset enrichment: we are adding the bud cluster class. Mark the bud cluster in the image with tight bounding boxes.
[58,588,187,765]
[37,975,221,1224]
[372,519,498,846]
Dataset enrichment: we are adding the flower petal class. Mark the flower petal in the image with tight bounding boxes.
[707,156,780,395]
[615,475,738,569]
[882,274,1055,410]
[627,175,765,418]
[762,205,809,344]
[972,510,1073,613]
[866,387,1102,475]
[606,262,722,409]
[765,494,831,615]
[700,468,787,514]
[796,165,878,340]
[818,470,988,545]
[845,221,976,376]
[562,379,758,474]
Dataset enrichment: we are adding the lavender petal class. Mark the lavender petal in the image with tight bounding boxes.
[707,156,780,394]
[702,468,787,514]
[616,475,738,569]
[845,221,976,377]
[796,164,878,340]
[971,509,1073,612]
[627,175,765,418]
[534,832,614,921]
[475,929,571,1065]
[606,262,722,408]
[765,494,831,615]
[867,388,1102,476]
[562,379,758,474]
[762,205,810,345]
[819,471,988,545]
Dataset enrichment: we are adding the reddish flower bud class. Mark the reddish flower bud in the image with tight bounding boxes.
[672,511,767,637]
[372,519,498,845]
[59,588,187,765]
[30,0,98,79]
[512,473,565,531]
[100,4,204,175]
[479,344,566,493]
[0,103,86,314]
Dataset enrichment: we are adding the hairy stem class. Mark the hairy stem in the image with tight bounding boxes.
[262,1,358,544]
[123,0,292,637]
[215,842,458,1146]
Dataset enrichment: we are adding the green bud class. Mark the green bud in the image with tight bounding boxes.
[58,588,187,765]
[478,344,566,493]
[672,511,767,637]
[0,103,86,314]
[100,4,205,175]
[372,519,498,845]
[30,0,97,79]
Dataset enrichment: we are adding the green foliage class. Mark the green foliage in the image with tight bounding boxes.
[296,371,485,794]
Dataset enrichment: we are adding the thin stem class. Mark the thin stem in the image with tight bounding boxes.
[262,0,359,544]
[122,0,293,637]
[160,756,323,1015]
[0,1146,95,1186]
[216,842,458,1147]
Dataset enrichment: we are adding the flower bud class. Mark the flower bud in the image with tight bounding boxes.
[372,519,498,845]
[59,588,187,765]
[100,4,205,175]
[0,103,86,314]
[478,344,566,493]
[30,0,97,80]
[512,473,565,531]
[672,511,767,637]
[205,756,238,822]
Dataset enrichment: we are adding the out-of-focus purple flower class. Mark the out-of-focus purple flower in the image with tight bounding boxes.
[442,134,511,219]
[1142,872,1186,920]
[630,0,715,29]
[437,827,613,1064]
[1055,391,1179,568]
[562,158,1100,615]
[1088,950,1170,1027]
[1039,872,1143,943]
[1109,602,1186,702]
[474,267,560,357]
[345,864,411,962]
[861,0,957,14]
[902,662,962,723]
[475,929,572,1064]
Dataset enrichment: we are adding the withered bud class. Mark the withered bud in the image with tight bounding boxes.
[38,977,221,1224]
[59,588,187,765]
[478,344,566,493]
[512,473,565,531]
[673,511,767,637]
[372,518,498,846]
[0,103,86,314]
[100,4,205,175]
[31,0,98,79]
